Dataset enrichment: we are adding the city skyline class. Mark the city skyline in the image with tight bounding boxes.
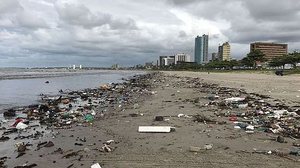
[0,0,300,67]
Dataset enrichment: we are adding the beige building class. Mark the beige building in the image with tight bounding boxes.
[250,42,288,61]
[218,42,231,61]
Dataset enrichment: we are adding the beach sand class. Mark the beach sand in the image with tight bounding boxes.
[3,71,300,168]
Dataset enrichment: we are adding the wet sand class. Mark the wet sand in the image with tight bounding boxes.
[2,71,300,168]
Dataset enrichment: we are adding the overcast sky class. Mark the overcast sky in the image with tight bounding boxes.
[0,0,300,67]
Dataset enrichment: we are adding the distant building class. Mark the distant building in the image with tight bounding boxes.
[217,42,231,61]
[159,56,175,66]
[79,65,82,69]
[211,53,218,61]
[144,62,154,69]
[250,42,288,61]
[72,65,76,70]
[175,53,191,64]
[194,34,209,64]
[218,45,223,60]
[111,64,119,70]
[222,42,231,61]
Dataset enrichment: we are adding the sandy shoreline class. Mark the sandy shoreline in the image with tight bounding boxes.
[1,71,300,168]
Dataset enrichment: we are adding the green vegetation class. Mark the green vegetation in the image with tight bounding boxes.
[269,52,300,69]
[244,49,266,68]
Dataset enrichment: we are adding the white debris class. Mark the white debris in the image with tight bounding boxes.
[246,125,254,130]
[238,104,248,109]
[225,97,245,102]
[91,163,102,168]
[105,140,114,145]
[16,122,28,130]
[204,144,213,150]
[138,126,175,133]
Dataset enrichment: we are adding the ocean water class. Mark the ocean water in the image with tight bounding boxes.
[0,70,144,111]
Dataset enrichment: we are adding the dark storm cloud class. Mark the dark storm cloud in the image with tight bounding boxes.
[244,1,300,21]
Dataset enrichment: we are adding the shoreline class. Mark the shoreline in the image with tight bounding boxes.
[0,69,144,81]
[1,71,300,167]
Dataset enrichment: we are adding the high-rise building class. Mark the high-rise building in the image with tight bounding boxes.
[250,42,288,61]
[217,42,231,61]
[175,53,191,64]
[194,34,208,64]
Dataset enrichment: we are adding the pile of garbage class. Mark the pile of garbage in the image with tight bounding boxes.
[0,72,159,166]
[2,73,156,127]
[181,76,300,139]
[172,75,300,157]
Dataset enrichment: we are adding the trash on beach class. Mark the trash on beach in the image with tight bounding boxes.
[246,125,254,131]
[177,114,191,118]
[100,84,110,90]
[13,163,37,168]
[101,144,113,152]
[12,118,24,127]
[229,115,237,121]
[276,136,285,143]
[138,126,175,133]
[154,116,164,121]
[91,163,102,168]
[189,146,201,152]
[3,109,16,117]
[193,114,216,124]
[0,136,10,142]
[238,103,248,109]
[105,140,114,145]
[16,122,28,130]
[204,144,213,150]
[15,142,27,153]
[225,97,245,102]
[207,95,219,101]
[44,141,54,147]
[85,114,94,122]
[290,147,300,156]
[133,103,140,109]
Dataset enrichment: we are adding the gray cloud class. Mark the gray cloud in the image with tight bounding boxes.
[55,3,111,28]
[0,0,300,67]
